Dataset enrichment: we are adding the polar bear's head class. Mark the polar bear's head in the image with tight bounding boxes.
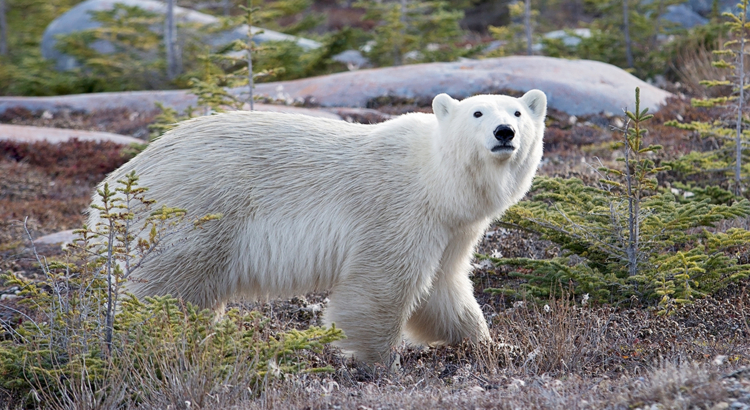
[432,90,547,162]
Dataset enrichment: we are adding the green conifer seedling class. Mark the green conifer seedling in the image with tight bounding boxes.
[0,173,343,406]
[486,1,539,57]
[666,0,750,196]
[357,0,471,67]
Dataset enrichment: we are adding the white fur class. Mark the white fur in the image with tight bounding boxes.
[88,91,547,363]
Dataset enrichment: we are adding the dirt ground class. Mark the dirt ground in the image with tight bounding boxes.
[1,99,749,409]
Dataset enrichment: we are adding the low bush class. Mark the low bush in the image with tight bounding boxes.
[0,172,343,408]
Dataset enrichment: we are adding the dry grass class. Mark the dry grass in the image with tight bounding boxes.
[672,41,731,99]
[218,289,750,410]
[4,312,291,410]
[234,363,740,409]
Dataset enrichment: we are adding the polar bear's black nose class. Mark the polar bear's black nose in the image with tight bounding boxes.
[494,125,515,142]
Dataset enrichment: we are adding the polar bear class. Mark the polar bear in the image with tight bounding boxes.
[88,90,547,364]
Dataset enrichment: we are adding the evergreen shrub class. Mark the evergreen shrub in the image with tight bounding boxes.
[357,0,475,67]
[0,172,343,407]
[0,0,349,96]
[666,0,750,196]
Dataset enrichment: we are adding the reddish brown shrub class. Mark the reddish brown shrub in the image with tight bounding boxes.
[1,139,132,182]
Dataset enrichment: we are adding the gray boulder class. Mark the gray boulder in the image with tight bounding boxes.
[250,56,673,116]
[688,0,714,15]
[332,50,370,70]
[33,230,76,246]
[676,0,746,19]
[661,4,708,29]
[0,124,143,145]
[532,28,591,53]
[42,0,321,71]
[543,28,591,48]
[0,57,673,117]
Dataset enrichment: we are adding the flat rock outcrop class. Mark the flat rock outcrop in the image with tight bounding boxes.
[0,90,194,116]
[253,56,674,116]
[0,57,673,117]
[0,124,143,145]
[33,230,76,245]
[0,97,342,121]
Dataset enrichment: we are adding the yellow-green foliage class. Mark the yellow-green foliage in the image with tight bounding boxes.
[666,0,750,194]
[488,178,750,306]
[55,3,207,91]
[486,1,538,57]
[0,0,93,96]
[665,118,750,191]
[357,0,473,67]
[0,172,343,407]
[0,0,347,96]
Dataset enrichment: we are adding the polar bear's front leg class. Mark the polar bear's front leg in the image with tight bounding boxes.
[324,267,430,365]
[404,269,490,345]
[324,280,403,364]
[404,229,491,345]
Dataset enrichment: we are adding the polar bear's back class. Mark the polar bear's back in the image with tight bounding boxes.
[110,111,430,217]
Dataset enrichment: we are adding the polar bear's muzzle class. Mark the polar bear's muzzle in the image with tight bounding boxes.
[493,124,515,143]
[491,124,516,154]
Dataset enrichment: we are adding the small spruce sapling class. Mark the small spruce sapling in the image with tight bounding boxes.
[600,87,666,277]
[0,173,343,406]
[666,0,750,196]
[89,171,197,349]
[185,0,280,113]
[357,0,471,66]
[154,0,313,123]
[486,1,539,57]
[55,4,205,91]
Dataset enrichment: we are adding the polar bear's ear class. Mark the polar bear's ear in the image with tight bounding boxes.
[520,89,547,121]
[432,93,457,121]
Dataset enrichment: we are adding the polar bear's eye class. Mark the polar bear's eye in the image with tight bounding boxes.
[473,111,483,118]
[514,111,522,117]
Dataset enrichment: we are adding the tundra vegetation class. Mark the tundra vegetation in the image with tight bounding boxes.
[1,0,750,409]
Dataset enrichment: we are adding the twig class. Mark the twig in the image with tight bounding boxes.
[740,286,750,338]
